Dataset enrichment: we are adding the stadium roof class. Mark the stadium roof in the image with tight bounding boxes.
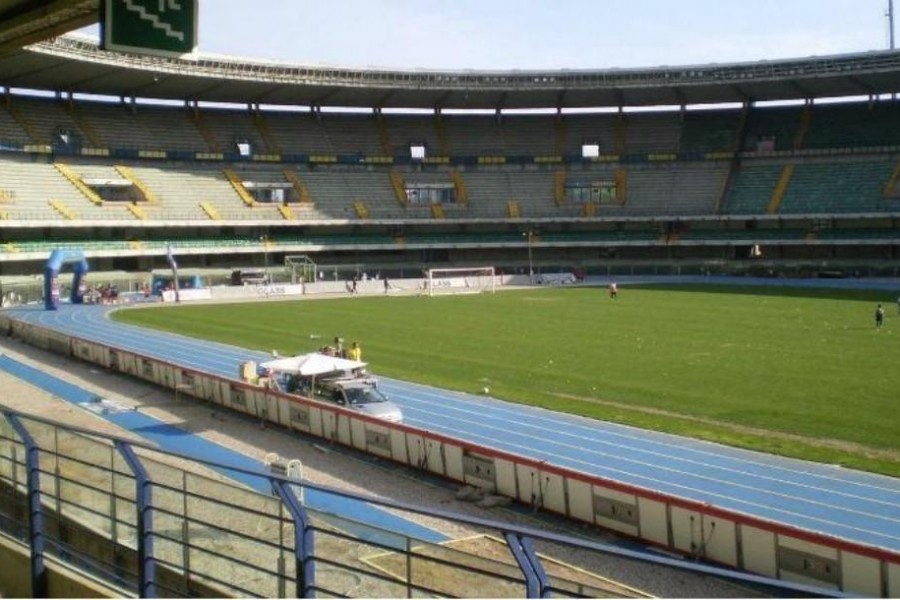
[0,0,96,54]
[4,34,900,110]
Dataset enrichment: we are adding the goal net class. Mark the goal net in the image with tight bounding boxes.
[426,267,496,296]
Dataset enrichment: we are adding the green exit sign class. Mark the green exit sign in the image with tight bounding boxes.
[102,0,198,57]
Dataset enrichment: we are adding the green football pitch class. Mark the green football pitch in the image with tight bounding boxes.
[113,284,900,476]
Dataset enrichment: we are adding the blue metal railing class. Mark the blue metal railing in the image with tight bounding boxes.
[0,407,845,598]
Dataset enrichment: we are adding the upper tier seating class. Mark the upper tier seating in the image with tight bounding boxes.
[11,96,81,146]
[381,115,442,157]
[263,111,334,155]
[320,114,385,156]
[563,113,620,155]
[805,102,900,150]
[7,95,900,157]
[679,109,740,154]
[199,108,264,154]
[779,159,896,214]
[0,103,28,146]
[743,105,803,152]
[75,100,207,151]
[723,163,784,215]
[620,112,683,155]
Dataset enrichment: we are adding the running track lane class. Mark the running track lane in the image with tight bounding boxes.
[6,303,900,554]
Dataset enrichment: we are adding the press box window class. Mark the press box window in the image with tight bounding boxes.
[236,139,252,157]
[410,144,426,160]
[582,143,599,158]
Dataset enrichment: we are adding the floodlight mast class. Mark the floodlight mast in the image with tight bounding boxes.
[260,235,269,283]
[889,0,896,50]
[523,231,535,284]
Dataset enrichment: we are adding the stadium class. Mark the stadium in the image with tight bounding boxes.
[0,1,899,598]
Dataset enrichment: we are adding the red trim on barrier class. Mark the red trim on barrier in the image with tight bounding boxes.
[36,324,900,566]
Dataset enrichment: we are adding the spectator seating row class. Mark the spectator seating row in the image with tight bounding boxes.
[6,95,900,157]
[1,155,897,223]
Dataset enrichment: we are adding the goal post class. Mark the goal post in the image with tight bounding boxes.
[426,267,496,296]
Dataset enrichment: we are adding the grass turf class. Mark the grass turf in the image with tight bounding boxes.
[113,285,900,476]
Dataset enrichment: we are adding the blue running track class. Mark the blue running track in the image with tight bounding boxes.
[5,296,900,556]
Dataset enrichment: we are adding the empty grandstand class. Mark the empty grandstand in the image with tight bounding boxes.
[1,4,900,594]
[0,35,898,280]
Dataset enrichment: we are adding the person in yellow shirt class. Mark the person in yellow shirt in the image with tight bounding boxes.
[347,341,362,361]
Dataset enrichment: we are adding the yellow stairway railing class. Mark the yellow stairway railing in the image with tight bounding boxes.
[713,164,732,214]
[883,162,900,198]
[223,168,256,207]
[767,164,795,214]
[127,203,148,220]
[354,201,370,219]
[49,198,77,220]
[65,101,103,148]
[554,115,567,155]
[615,168,628,205]
[553,170,566,205]
[115,165,160,204]
[430,203,445,219]
[190,108,220,152]
[507,200,520,218]
[793,105,812,150]
[434,116,450,156]
[451,169,468,204]
[55,163,103,205]
[199,201,221,220]
[283,168,312,203]
[253,112,281,154]
[389,169,407,205]
[376,114,392,155]
[614,113,626,154]
[8,100,43,144]
[278,204,295,220]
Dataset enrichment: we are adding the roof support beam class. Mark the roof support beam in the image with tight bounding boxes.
[433,90,453,111]
[495,91,508,113]
[729,84,750,103]
[0,0,98,55]
[846,75,876,96]
[789,80,813,98]
[555,89,567,111]
[374,89,396,108]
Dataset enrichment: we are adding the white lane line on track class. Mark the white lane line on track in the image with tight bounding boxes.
[395,408,900,525]
[415,425,900,547]
[386,384,900,502]
[381,378,900,495]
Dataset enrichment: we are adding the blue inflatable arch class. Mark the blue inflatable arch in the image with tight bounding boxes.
[44,249,89,310]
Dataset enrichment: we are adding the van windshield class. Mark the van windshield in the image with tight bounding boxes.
[344,386,389,405]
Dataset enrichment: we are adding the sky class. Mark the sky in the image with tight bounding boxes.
[81,0,896,71]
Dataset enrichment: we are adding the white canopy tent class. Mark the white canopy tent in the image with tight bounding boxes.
[260,352,366,377]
